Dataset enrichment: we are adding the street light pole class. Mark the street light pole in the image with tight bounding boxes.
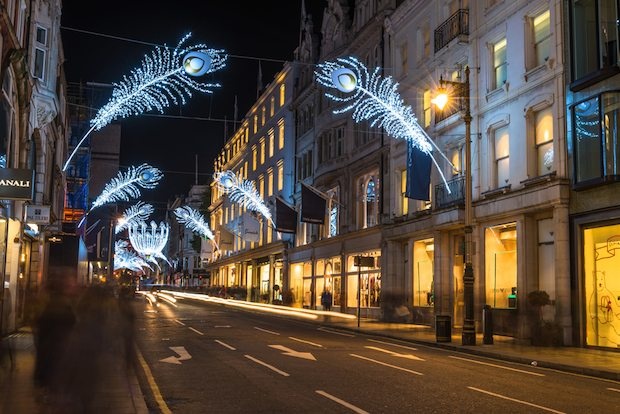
[434,66,476,345]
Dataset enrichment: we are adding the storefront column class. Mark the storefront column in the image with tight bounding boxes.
[554,204,572,345]
[269,254,275,304]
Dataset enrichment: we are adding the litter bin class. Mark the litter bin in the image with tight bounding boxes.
[435,315,451,342]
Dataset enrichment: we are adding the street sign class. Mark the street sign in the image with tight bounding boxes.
[354,256,375,267]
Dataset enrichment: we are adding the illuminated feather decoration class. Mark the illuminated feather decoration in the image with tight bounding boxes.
[213,170,274,227]
[116,202,154,234]
[114,240,153,272]
[315,56,453,190]
[174,206,219,250]
[90,164,162,211]
[63,33,228,171]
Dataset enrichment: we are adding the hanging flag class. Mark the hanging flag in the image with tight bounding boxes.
[275,197,297,234]
[405,139,432,201]
[300,183,327,224]
[218,226,234,251]
[240,212,260,242]
[257,60,263,99]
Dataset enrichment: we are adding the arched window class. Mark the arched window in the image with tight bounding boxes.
[365,177,378,228]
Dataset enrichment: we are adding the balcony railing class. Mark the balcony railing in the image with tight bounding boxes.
[434,9,469,53]
[434,175,465,210]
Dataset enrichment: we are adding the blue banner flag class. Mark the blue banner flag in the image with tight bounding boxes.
[405,140,432,201]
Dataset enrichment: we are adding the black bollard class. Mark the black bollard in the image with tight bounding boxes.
[482,305,493,344]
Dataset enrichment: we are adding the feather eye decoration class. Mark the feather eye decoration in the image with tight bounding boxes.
[315,56,453,190]
[174,206,219,250]
[213,170,274,227]
[116,202,154,234]
[63,33,228,171]
[90,163,162,211]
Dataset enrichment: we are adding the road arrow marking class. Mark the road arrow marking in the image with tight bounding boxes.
[365,346,425,361]
[269,344,317,361]
[160,346,192,364]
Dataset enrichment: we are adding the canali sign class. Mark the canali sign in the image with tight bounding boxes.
[0,169,34,200]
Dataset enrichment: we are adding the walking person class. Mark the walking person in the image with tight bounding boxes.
[321,289,332,311]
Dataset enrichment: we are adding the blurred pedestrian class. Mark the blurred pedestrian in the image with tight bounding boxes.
[321,289,332,311]
[33,278,76,389]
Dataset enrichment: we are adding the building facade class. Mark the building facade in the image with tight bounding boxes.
[208,63,296,303]
[564,0,620,349]
[1,0,70,334]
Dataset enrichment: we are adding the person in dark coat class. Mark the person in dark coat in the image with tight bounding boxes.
[33,278,76,389]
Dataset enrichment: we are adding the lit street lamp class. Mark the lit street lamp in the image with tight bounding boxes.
[433,66,475,346]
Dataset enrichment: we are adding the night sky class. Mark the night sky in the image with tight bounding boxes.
[61,1,326,214]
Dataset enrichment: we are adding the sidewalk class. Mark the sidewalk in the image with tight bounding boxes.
[0,327,148,414]
[322,316,620,382]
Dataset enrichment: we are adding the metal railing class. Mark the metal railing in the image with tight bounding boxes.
[434,9,469,53]
[434,175,465,210]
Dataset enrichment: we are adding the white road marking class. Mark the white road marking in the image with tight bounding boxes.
[367,338,418,351]
[365,346,425,360]
[244,354,290,376]
[315,390,369,414]
[214,325,231,328]
[350,353,423,375]
[269,345,317,361]
[254,326,280,335]
[449,355,545,376]
[189,327,204,336]
[318,327,355,337]
[160,346,192,365]
[214,339,236,350]
[607,387,620,393]
[174,319,186,326]
[468,387,566,413]
[289,336,323,347]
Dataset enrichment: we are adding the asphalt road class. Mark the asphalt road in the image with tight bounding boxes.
[133,294,620,413]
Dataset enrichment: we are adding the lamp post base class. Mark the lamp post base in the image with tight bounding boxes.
[462,262,476,345]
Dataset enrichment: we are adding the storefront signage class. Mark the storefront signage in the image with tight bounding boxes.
[354,256,375,267]
[0,169,34,200]
[25,205,51,224]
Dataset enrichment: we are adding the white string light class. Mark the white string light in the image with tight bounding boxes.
[116,202,154,234]
[174,205,219,250]
[315,56,453,191]
[63,33,228,171]
[90,163,162,211]
[213,170,274,227]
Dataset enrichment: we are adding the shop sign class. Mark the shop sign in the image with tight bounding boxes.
[0,169,34,200]
[25,205,51,224]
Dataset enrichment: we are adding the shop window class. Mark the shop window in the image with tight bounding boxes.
[400,169,408,216]
[485,223,518,308]
[413,239,434,307]
[347,254,381,308]
[583,223,620,348]
[573,93,620,186]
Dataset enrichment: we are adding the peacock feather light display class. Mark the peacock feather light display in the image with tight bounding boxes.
[63,33,228,171]
[116,201,154,234]
[90,164,162,211]
[315,56,453,190]
[213,170,274,227]
[128,220,170,266]
[174,205,219,250]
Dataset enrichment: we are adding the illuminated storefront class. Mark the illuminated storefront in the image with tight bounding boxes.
[583,223,620,348]
[485,223,518,309]
[413,239,434,307]
[346,251,381,309]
